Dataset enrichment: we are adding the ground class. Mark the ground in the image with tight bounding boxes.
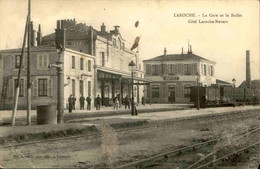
[0,106,259,168]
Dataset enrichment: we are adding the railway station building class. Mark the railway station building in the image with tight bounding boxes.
[0,19,148,109]
[143,48,216,103]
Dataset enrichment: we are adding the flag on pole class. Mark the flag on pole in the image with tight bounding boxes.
[131,36,141,51]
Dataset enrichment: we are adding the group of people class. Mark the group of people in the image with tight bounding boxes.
[68,94,92,113]
[68,94,147,112]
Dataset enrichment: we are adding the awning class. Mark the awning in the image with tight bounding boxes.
[121,75,152,83]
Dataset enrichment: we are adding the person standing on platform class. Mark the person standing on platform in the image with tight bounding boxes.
[125,95,130,109]
[96,95,101,110]
[86,95,92,110]
[141,96,146,105]
[79,95,85,110]
[68,95,73,113]
[72,95,77,110]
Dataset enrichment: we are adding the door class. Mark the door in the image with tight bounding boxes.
[168,87,175,103]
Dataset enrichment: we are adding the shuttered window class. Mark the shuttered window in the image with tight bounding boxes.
[80,58,84,70]
[152,65,159,75]
[88,81,91,96]
[168,65,175,75]
[152,86,159,98]
[15,55,20,68]
[184,64,191,75]
[88,60,91,72]
[204,65,207,75]
[14,79,24,97]
[72,56,75,69]
[80,80,84,96]
[72,79,75,95]
[146,64,151,75]
[38,79,48,96]
[37,54,49,69]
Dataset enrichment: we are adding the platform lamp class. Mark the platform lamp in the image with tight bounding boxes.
[129,60,136,116]
[232,78,236,106]
[196,72,200,110]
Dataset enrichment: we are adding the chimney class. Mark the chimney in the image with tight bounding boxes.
[37,24,42,46]
[101,23,106,34]
[164,48,167,56]
[30,21,36,47]
[114,25,120,34]
[190,45,192,54]
[246,50,251,88]
[181,47,183,56]
[55,20,66,49]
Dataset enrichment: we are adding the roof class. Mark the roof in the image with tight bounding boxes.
[216,79,231,85]
[144,53,215,63]
[42,23,96,41]
[239,80,260,88]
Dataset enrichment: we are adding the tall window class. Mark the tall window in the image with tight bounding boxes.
[72,56,75,69]
[88,81,91,96]
[88,60,91,72]
[184,87,190,98]
[152,65,159,75]
[204,64,207,75]
[38,54,49,69]
[15,55,21,68]
[80,58,84,70]
[184,64,191,75]
[38,79,48,96]
[79,80,84,95]
[101,52,105,66]
[169,65,175,75]
[201,64,203,74]
[210,66,214,76]
[152,87,159,98]
[15,79,24,97]
[72,79,75,95]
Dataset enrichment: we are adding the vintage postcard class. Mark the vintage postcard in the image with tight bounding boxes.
[0,0,259,168]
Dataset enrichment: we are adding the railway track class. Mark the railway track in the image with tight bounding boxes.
[0,108,259,149]
[115,125,260,169]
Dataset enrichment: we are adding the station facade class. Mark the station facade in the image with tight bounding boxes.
[143,48,216,103]
[0,19,148,110]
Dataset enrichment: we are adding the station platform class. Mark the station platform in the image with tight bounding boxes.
[0,105,259,138]
[0,104,190,124]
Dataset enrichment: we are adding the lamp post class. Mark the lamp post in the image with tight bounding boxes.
[232,78,236,107]
[129,60,136,116]
[49,45,64,123]
[196,72,200,110]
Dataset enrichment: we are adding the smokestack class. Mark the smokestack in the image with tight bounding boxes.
[37,24,42,46]
[246,50,251,88]
[164,48,167,56]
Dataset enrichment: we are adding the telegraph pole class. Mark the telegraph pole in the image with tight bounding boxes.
[27,0,32,125]
[11,16,29,126]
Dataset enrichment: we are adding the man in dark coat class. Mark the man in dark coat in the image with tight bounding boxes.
[125,95,130,109]
[72,95,76,110]
[96,95,101,110]
[68,95,73,113]
[141,96,146,105]
[86,95,92,110]
[79,95,85,110]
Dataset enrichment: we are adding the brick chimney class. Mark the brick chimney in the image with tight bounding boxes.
[101,23,106,34]
[55,20,66,49]
[246,50,251,88]
[37,24,42,46]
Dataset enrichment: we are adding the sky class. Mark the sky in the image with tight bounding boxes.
[0,0,259,86]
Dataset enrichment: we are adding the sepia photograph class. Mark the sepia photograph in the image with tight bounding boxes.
[0,0,259,168]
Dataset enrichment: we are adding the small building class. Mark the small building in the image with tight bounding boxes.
[0,46,95,110]
[143,47,216,103]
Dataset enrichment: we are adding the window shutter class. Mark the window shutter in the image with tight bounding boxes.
[192,63,197,75]
[33,78,38,96]
[208,66,210,76]
[212,66,214,76]
[11,55,15,68]
[180,64,184,75]
[158,64,162,75]
[9,79,14,97]
[146,64,151,75]
[48,78,53,96]
[162,64,167,74]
